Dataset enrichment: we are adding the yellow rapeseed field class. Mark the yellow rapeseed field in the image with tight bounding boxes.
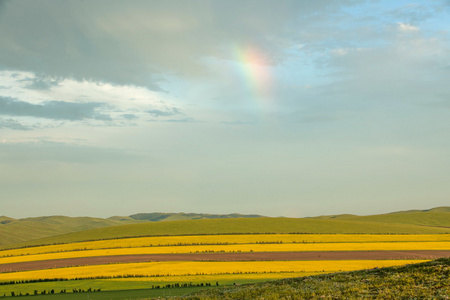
[0,242,448,265]
[2,234,448,257]
[0,260,426,282]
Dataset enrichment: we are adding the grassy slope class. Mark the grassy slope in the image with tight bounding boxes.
[338,212,450,227]
[0,214,264,248]
[315,207,450,228]
[164,258,450,299]
[0,216,146,248]
[8,216,450,249]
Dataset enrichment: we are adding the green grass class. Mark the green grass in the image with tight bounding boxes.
[0,286,209,300]
[0,273,325,297]
[162,258,450,299]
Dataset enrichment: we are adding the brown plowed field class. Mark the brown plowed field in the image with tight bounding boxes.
[1,250,449,273]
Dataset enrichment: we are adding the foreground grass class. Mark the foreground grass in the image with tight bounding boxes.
[161,258,450,299]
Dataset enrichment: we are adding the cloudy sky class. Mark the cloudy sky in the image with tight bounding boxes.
[1,0,449,218]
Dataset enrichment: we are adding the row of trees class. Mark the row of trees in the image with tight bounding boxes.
[7,288,101,297]
[4,282,219,297]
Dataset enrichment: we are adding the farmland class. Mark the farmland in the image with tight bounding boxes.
[0,209,449,298]
[162,258,450,299]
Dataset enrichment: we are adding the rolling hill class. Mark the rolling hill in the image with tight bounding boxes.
[2,207,449,249]
[0,216,146,247]
[311,206,450,228]
[0,213,264,248]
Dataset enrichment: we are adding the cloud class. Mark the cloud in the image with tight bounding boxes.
[147,107,182,117]
[0,118,33,130]
[20,76,61,90]
[397,22,419,33]
[121,113,138,120]
[0,96,111,121]
[163,117,195,123]
[0,0,357,89]
[388,3,438,24]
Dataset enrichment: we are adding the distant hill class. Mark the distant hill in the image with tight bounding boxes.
[0,213,264,247]
[0,216,145,247]
[10,215,450,249]
[1,207,449,248]
[310,206,450,228]
[129,212,263,222]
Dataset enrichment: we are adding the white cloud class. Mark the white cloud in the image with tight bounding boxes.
[397,22,420,32]
[0,70,185,128]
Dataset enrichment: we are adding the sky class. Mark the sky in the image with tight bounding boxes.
[0,0,449,218]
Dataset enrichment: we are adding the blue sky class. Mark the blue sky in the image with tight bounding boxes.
[0,0,449,218]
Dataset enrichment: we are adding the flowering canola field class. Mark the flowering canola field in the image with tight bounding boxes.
[2,234,449,257]
[0,260,426,281]
[0,242,449,265]
[0,233,448,295]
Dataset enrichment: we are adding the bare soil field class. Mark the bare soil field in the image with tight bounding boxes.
[1,250,449,273]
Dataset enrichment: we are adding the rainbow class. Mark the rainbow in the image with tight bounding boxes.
[233,44,273,106]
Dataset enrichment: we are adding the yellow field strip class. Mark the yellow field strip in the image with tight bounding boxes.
[0,242,448,265]
[2,234,448,257]
[0,260,427,282]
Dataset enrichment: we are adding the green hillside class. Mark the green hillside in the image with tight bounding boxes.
[314,207,450,228]
[0,213,264,248]
[8,216,450,249]
[0,216,145,247]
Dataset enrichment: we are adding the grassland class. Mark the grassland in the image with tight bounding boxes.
[318,211,450,228]
[0,216,146,248]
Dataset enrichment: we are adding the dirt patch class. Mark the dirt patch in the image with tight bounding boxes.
[1,250,449,273]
